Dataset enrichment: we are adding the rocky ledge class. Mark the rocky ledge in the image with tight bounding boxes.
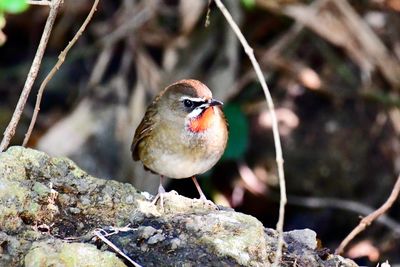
[0,146,357,266]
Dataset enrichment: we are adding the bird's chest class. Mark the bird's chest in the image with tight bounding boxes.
[142,113,225,178]
[156,118,221,157]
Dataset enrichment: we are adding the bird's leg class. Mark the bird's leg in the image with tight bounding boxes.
[191,176,207,200]
[152,176,166,210]
[191,176,217,208]
[191,176,217,207]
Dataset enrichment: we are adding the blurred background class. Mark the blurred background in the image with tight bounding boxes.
[1,0,400,265]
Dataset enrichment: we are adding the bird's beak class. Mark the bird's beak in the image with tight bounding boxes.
[209,99,224,107]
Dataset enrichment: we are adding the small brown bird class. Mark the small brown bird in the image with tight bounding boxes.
[131,79,228,207]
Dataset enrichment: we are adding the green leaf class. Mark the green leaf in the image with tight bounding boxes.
[241,0,256,10]
[0,0,28,14]
[222,103,249,160]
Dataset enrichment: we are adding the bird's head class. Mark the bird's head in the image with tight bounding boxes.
[159,79,224,133]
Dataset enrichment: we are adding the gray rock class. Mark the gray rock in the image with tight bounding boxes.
[285,228,317,250]
[147,233,166,244]
[0,146,358,267]
[140,226,157,239]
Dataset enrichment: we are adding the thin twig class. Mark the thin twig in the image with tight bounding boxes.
[336,174,400,255]
[204,0,212,27]
[0,0,63,152]
[27,0,51,6]
[22,0,100,147]
[94,229,142,267]
[212,1,286,266]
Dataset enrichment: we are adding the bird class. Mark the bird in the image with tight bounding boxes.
[131,79,228,208]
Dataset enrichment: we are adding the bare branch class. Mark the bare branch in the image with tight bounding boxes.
[0,0,63,152]
[23,0,100,146]
[336,174,400,254]
[212,1,286,266]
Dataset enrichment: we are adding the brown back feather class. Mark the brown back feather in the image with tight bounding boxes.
[131,95,160,161]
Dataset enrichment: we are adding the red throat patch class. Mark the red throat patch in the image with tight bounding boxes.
[188,107,215,133]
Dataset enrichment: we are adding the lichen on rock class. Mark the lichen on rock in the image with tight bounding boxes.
[0,146,358,266]
[24,241,126,267]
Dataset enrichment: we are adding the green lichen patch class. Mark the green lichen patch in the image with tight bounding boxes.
[0,179,29,232]
[186,211,268,266]
[24,241,126,267]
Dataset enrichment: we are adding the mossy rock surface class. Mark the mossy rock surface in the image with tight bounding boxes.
[0,146,358,266]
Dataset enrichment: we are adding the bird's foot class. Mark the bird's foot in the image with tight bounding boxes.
[198,194,219,210]
[151,178,167,210]
[191,176,218,209]
[151,192,166,211]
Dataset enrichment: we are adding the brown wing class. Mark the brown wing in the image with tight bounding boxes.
[131,99,159,161]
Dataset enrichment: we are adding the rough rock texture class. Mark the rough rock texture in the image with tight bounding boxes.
[0,146,358,266]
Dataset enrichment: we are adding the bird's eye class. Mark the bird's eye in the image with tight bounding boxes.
[183,99,193,108]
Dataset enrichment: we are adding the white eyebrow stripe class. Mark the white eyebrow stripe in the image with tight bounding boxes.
[179,96,205,102]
